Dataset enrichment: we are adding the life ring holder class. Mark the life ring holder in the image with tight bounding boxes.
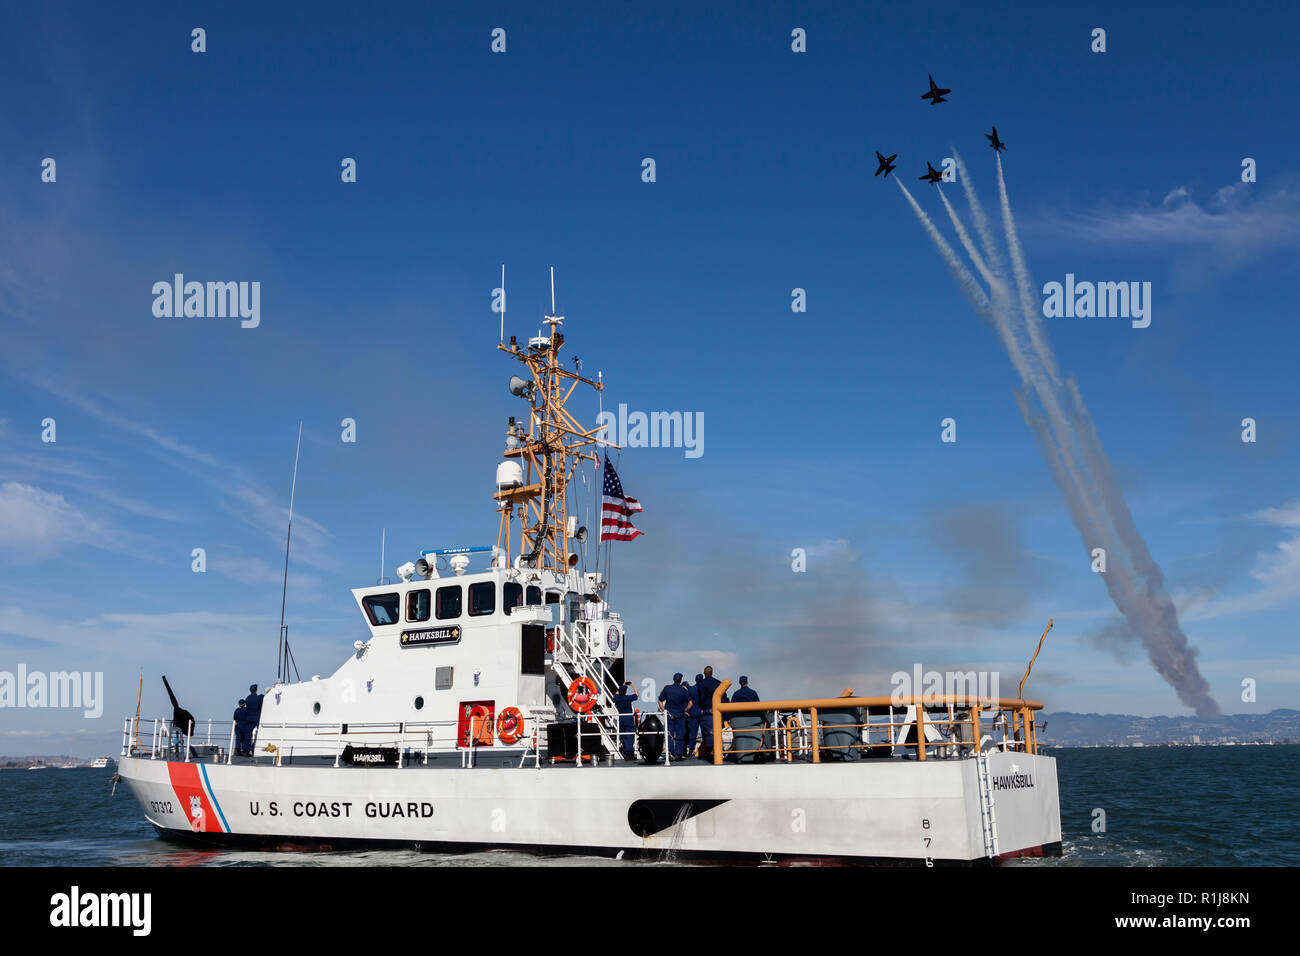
[497,707,525,744]
[567,676,598,714]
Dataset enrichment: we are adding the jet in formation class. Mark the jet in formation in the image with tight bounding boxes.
[921,74,951,105]
[986,126,1007,152]
[874,151,898,179]
[919,161,944,185]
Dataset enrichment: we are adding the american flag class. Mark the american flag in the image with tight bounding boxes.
[601,457,643,542]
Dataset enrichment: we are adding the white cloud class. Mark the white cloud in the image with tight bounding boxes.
[1251,500,1300,528]
[1185,500,1300,621]
[0,482,98,561]
[1045,181,1300,251]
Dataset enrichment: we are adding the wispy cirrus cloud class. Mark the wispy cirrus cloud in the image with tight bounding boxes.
[16,375,333,558]
[1040,180,1300,252]
[1184,499,1300,621]
[0,482,99,562]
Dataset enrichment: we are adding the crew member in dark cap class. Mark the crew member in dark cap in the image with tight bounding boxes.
[696,665,723,756]
[245,684,264,724]
[613,680,640,758]
[657,673,692,758]
[731,675,759,703]
[684,675,702,757]
[244,684,264,756]
[233,699,253,757]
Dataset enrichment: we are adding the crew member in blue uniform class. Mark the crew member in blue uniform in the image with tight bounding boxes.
[233,699,252,757]
[613,680,639,758]
[683,675,701,758]
[657,673,692,758]
[244,684,264,755]
[732,675,759,703]
[245,684,264,725]
[696,665,723,756]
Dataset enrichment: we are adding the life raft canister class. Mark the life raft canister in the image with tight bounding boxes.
[567,676,598,714]
[497,707,525,744]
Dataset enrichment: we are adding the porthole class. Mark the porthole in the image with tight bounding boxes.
[313,702,321,716]
[414,696,425,710]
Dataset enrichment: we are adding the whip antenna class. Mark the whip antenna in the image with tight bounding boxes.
[276,422,303,682]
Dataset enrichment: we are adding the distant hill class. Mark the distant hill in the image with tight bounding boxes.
[1,755,86,769]
[1038,709,1300,746]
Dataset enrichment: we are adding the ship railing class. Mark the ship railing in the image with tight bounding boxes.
[122,711,638,766]
[707,681,1045,765]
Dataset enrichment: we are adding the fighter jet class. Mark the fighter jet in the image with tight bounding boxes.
[986,126,1007,152]
[921,74,951,105]
[874,151,898,179]
[919,161,944,185]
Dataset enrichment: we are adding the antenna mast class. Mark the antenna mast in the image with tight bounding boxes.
[494,269,617,572]
[276,422,303,682]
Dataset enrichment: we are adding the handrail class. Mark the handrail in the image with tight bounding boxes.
[710,680,1043,764]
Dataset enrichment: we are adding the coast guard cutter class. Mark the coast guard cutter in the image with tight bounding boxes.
[117,281,1062,864]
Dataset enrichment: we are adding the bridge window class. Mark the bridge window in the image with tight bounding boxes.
[503,582,523,613]
[526,585,542,606]
[362,592,401,626]
[469,582,496,616]
[436,585,462,620]
[545,591,560,605]
[406,588,431,622]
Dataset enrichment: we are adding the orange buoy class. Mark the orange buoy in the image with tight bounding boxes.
[497,707,525,744]
[567,676,598,714]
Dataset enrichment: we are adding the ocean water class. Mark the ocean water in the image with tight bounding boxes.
[2,745,1296,867]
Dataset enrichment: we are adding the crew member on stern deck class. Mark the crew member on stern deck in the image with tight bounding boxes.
[657,673,692,758]
[696,665,723,756]
[613,680,639,758]
[732,676,759,703]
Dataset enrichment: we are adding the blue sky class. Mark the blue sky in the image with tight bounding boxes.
[2,1,1297,755]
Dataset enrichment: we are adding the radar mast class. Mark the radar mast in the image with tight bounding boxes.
[495,269,614,572]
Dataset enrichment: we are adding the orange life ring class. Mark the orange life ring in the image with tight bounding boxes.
[567,676,598,714]
[497,707,525,744]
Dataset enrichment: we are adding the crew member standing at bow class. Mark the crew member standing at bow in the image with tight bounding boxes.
[244,684,263,753]
[657,673,692,758]
[232,699,252,757]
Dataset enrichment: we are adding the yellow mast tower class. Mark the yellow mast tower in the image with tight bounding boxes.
[494,269,615,573]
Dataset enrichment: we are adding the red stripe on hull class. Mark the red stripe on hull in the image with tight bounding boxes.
[165,762,224,833]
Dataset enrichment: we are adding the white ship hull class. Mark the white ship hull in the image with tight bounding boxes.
[117,750,1061,864]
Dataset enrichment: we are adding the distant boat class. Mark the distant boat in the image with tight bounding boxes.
[90,757,112,769]
[27,763,46,770]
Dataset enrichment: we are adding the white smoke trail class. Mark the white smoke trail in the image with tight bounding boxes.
[937,186,992,284]
[900,156,1221,716]
[895,177,993,316]
[953,150,1006,286]
[996,153,1061,385]
[953,154,1118,568]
